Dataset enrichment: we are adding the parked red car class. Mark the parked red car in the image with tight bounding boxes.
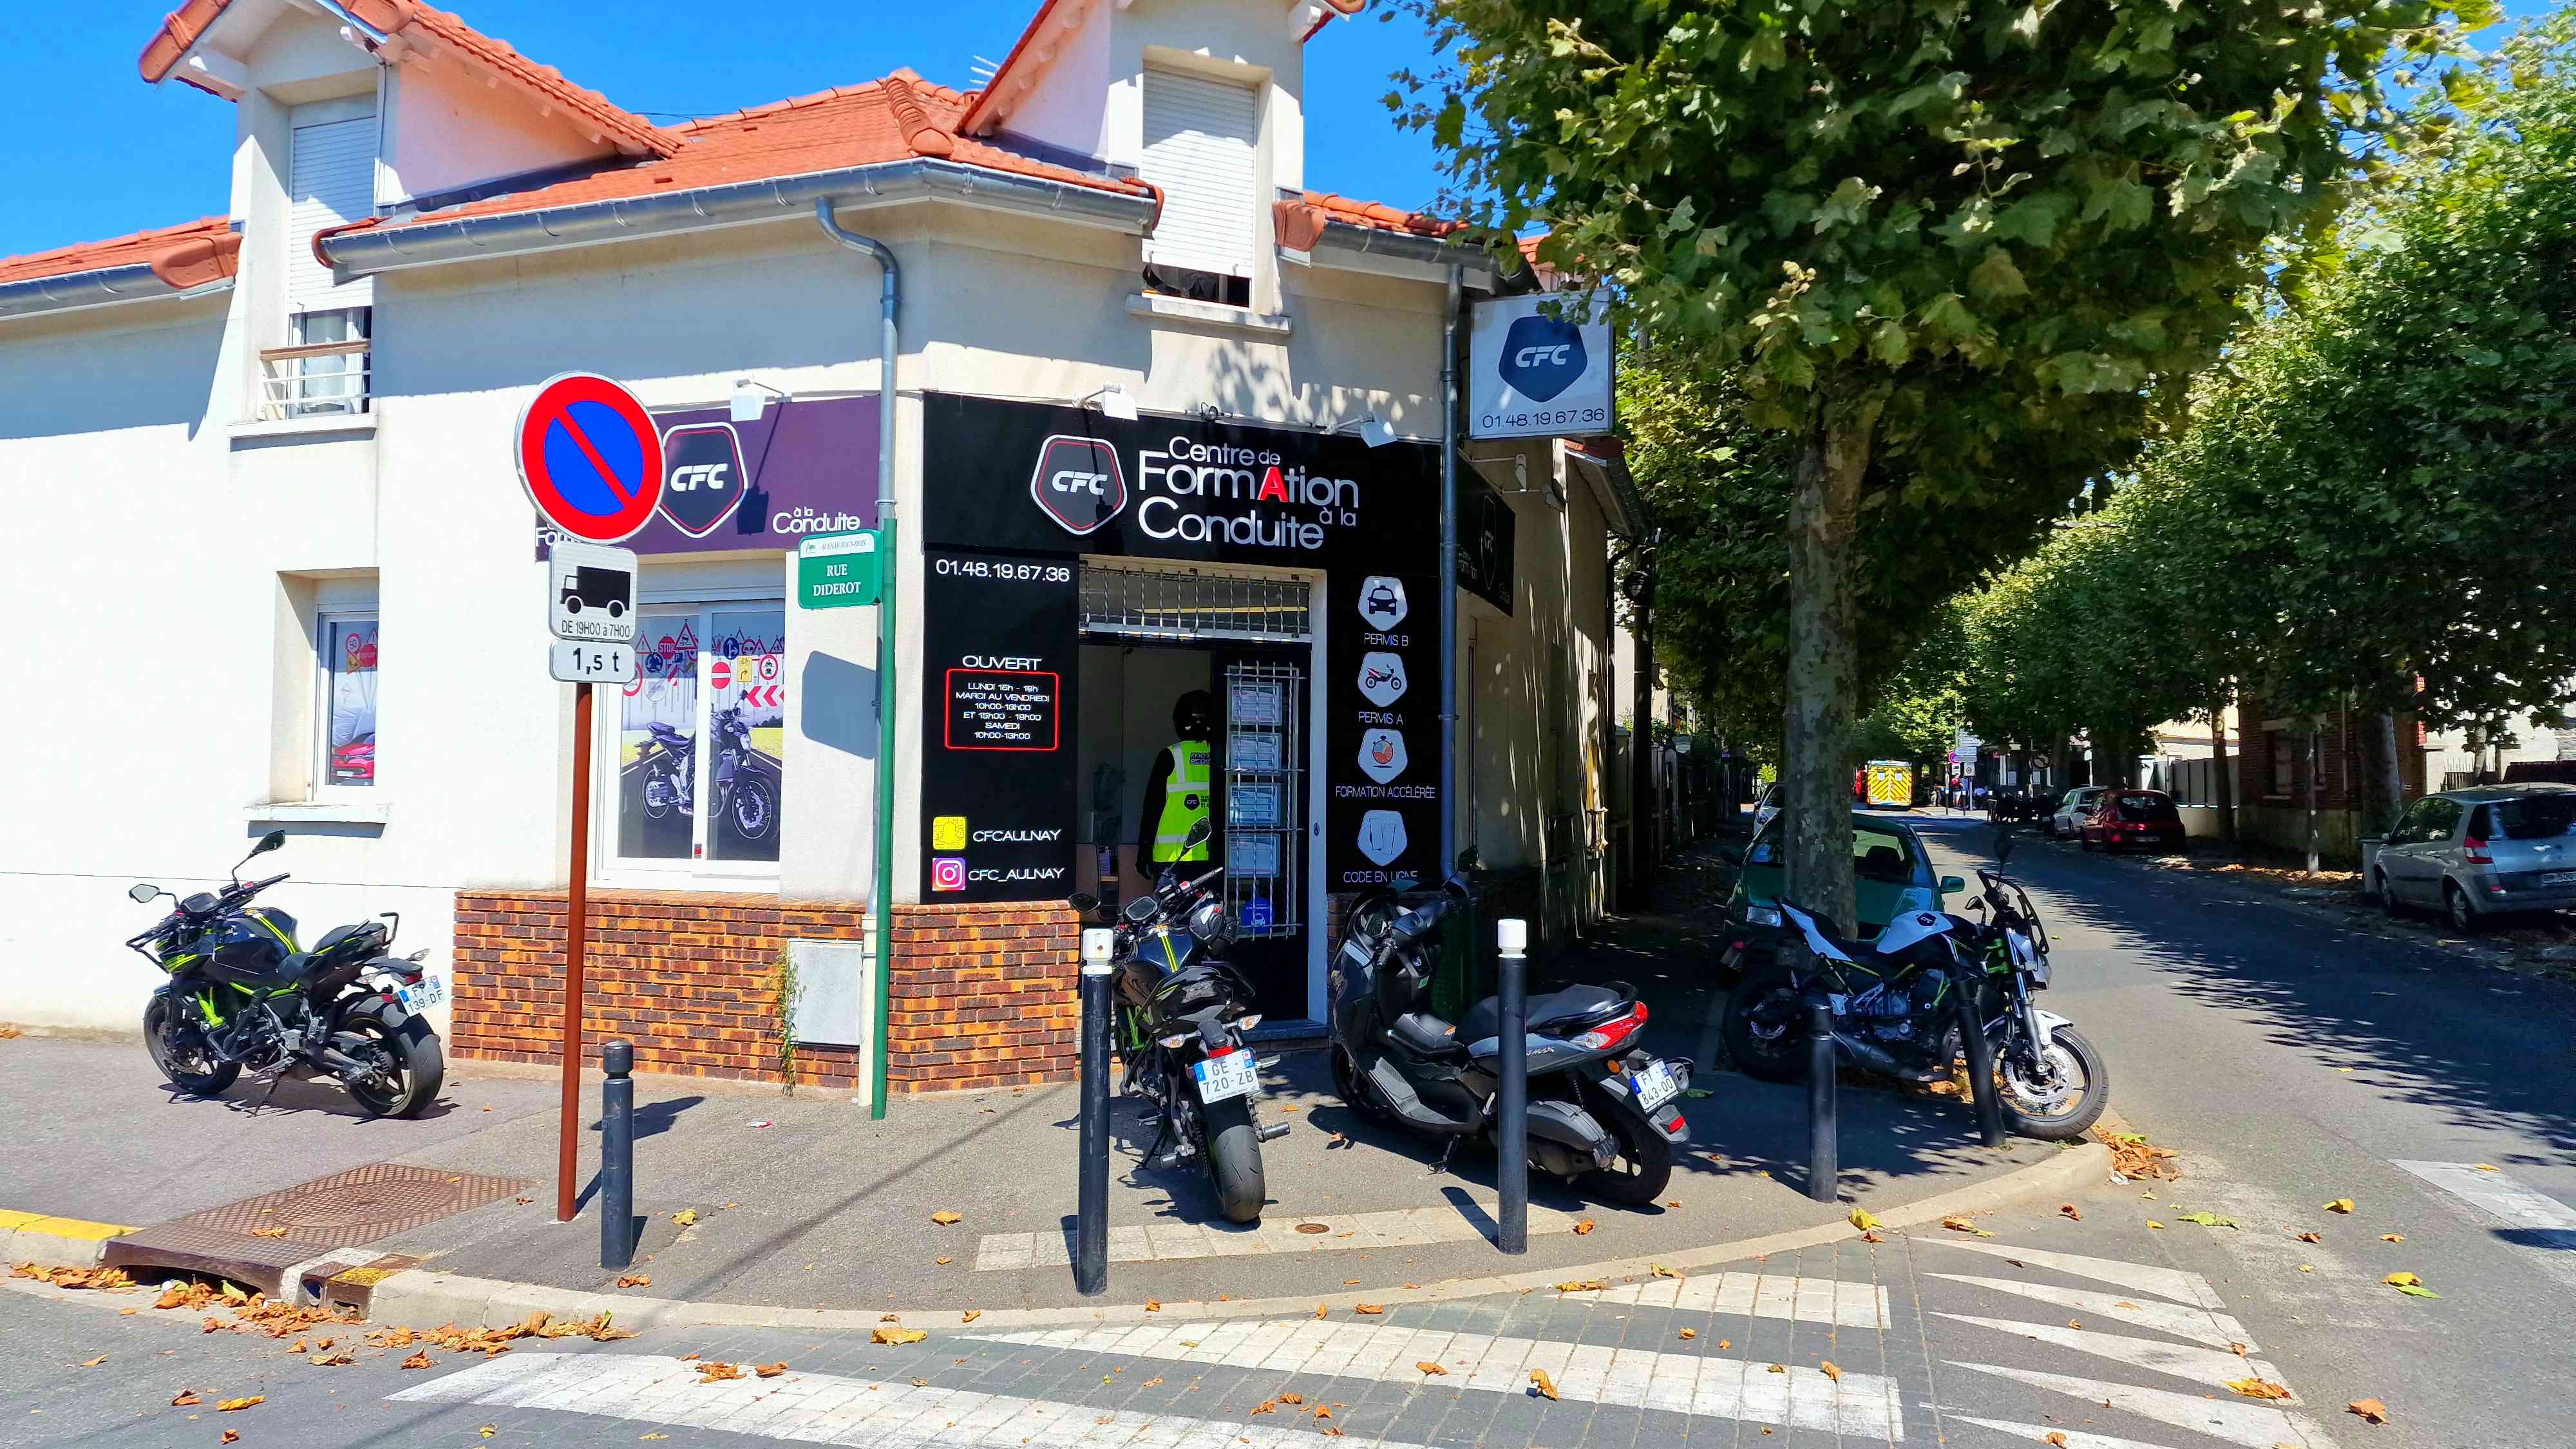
[2082,789,2186,853]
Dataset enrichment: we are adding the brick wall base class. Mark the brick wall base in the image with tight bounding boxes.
[450,891,1082,1094]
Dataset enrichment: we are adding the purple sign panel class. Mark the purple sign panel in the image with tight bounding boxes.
[536,393,880,557]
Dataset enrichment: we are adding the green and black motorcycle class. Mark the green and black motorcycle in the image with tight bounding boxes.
[124,831,446,1117]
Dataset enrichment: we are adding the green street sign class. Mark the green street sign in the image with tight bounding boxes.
[798,529,883,609]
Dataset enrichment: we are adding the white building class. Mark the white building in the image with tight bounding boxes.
[0,0,1643,1097]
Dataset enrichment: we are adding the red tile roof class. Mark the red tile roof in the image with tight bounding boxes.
[140,0,678,158]
[0,216,238,290]
[1274,191,1461,251]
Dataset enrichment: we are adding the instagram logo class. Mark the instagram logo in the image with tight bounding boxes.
[931,857,967,892]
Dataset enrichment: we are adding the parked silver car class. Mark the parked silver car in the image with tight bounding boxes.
[2373,785,2576,933]
[2047,785,2108,840]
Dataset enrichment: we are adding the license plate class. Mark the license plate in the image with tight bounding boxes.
[1192,1051,1259,1104]
[1632,1059,1681,1113]
[2541,871,2576,887]
[397,976,446,1012]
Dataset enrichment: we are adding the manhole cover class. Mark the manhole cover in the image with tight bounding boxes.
[137,1163,537,1251]
[283,1180,466,1231]
[1294,1222,1331,1235]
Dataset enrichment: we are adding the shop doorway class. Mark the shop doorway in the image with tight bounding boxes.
[1075,564,1320,1028]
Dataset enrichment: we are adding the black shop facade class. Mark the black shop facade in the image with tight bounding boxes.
[917,393,1462,1033]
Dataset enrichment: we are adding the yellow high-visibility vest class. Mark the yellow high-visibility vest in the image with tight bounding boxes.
[1151,741,1211,862]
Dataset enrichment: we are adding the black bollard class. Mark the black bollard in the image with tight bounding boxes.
[1805,998,1839,1203]
[1075,931,1115,1297]
[599,1039,635,1270]
[1495,919,1530,1255]
[1955,988,2008,1148]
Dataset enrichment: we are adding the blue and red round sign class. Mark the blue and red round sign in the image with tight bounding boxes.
[516,372,665,544]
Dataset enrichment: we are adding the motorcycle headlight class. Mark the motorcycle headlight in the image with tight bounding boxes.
[1747,904,1783,927]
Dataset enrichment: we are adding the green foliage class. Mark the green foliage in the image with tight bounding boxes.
[773,943,799,1096]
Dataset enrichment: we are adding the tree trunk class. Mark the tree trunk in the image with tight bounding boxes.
[2210,703,2237,849]
[2304,728,2322,876]
[2360,708,2402,838]
[1783,402,1879,936]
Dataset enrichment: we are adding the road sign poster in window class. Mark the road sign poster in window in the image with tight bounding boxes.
[918,549,1078,902]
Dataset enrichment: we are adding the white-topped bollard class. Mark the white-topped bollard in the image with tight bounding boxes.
[1496,917,1529,1255]
[1075,927,1119,1296]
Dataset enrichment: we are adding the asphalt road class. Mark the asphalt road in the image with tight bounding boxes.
[1899,808,2576,1446]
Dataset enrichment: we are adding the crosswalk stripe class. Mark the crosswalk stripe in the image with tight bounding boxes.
[1917,1238,2226,1309]
[972,1198,1584,1270]
[1557,1271,1889,1327]
[1950,1413,2198,1448]
[1931,1314,2293,1395]
[390,1351,1422,1448]
[1924,1274,2257,1351]
[1944,1363,2342,1449]
[2394,1160,2576,1235]
[965,1319,1906,1439]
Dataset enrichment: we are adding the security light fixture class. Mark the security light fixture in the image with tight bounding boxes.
[1356,413,1397,449]
[1083,384,1140,422]
[730,377,791,423]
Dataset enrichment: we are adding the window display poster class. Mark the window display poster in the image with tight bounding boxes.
[1324,571,1441,889]
[621,613,700,861]
[325,620,378,786]
[920,549,1080,902]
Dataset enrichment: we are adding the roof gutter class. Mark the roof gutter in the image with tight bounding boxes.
[320,156,1157,280]
[0,265,234,323]
[1309,218,1499,284]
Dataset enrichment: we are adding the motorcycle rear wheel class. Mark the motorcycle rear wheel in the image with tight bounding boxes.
[144,996,239,1097]
[341,1014,445,1119]
[1583,1104,1674,1206]
[1200,1096,1267,1224]
[1719,961,1810,1084]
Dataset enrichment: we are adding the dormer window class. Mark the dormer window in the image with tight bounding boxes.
[1138,67,1259,308]
[265,98,378,420]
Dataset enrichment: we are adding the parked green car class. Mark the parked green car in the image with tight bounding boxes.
[1719,813,1965,976]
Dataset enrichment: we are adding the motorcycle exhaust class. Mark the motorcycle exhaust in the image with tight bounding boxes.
[1827,1028,1947,1084]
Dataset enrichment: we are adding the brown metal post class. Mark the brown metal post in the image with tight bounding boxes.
[558,680,594,1223]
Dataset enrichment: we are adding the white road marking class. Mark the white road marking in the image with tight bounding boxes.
[2394,1160,2576,1238]
[391,1352,1421,1448]
[1916,1238,2225,1309]
[1924,1274,2257,1351]
[1946,1363,2341,1449]
[1558,1271,1888,1327]
[966,1318,1905,1439]
[1950,1414,2201,1449]
[1933,1314,2291,1394]
[972,1198,1583,1270]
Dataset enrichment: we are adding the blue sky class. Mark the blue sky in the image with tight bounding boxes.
[0,1,1454,260]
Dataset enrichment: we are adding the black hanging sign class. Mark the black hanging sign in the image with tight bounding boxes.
[918,549,1079,902]
[1324,571,1443,891]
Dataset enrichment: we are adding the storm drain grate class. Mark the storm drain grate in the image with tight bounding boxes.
[129,1162,537,1252]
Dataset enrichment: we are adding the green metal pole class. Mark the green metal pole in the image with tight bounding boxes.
[873,513,896,1121]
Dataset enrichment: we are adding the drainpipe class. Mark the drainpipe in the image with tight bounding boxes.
[1439,265,1462,886]
[816,198,900,1121]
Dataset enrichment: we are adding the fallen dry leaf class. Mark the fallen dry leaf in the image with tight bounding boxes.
[215,1397,263,1412]
[1678,1329,1697,1341]
[78,1354,106,1368]
[1651,1265,1683,1280]
[1766,1363,1786,1374]
[1717,1340,1731,1350]
[1819,1361,1842,1382]
[931,1211,962,1226]
[1529,1368,1559,1401]
[2146,1220,2167,1230]
[1314,1304,1328,1320]
[2348,1397,2391,1424]
[249,1227,289,1239]
[753,1363,788,1379]
[642,1436,668,1441]
[12,1264,139,1293]
[2324,1198,2355,1214]
[222,1433,239,1446]
[936,1257,953,1266]
[1859,1230,1885,1243]
[1352,1303,1384,1315]
[1280,1394,1303,1406]
[171,1390,202,1406]
[1848,1207,1882,1231]
[2060,1203,2081,1222]
[1553,1280,1608,1293]
[872,1327,927,1346]
[2382,1233,2405,1242]
[1251,1398,1278,1416]
[1142,1379,1162,1388]
[697,1361,744,1383]
[400,1351,434,1370]
[670,1209,697,1227]
[2226,1378,2291,1401]
[1573,1219,1596,1235]
[307,1352,352,1367]
[2297,1231,2322,1244]
[2231,1341,2250,1356]
[1416,1361,1447,1375]
[2383,1272,2421,1286]
[1145,1300,1161,1312]
[479,1430,495,1440]
[616,1275,650,1288]
[1940,1217,1994,1236]
[960,1311,980,1324]
[2046,1434,2068,1448]
[2473,1164,2499,1172]
[1665,1199,1681,1208]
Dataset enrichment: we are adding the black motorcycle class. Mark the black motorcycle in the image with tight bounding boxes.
[639,706,777,844]
[126,831,447,1118]
[1327,875,1692,1205]
[1719,833,2108,1139]
[1066,819,1285,1224]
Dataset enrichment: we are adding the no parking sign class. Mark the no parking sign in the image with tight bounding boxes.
[517,372,665,544]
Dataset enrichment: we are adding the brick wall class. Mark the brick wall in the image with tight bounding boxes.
[451,891,1086,1093]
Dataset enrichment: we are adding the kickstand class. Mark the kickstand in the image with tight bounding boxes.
[243,1067,287,1116]
[1428,1137,1461,1178]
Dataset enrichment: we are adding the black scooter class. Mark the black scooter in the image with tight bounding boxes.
[1325,874,1692,1205]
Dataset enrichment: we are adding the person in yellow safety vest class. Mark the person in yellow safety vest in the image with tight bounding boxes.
[1137,689,1216,878]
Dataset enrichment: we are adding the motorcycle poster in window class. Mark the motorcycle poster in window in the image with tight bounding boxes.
[325,620,379,787]
[616,609,788,866]
[620,614,699,861]
[706,609,786,864]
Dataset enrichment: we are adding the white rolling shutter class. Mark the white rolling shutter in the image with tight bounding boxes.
[287,111,378,310]
[1140,70,1260,279]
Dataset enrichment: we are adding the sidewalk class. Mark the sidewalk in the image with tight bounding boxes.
[3,838,2088,1319]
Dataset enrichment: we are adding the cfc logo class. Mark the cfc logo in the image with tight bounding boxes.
[1028,435,1128,535]
[658,422,749,538]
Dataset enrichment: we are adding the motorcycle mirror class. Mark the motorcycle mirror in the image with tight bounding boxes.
[1066,891,1099,914]
[254,829,287,855]
[1184,817,1213,850]
[128,883,161,904]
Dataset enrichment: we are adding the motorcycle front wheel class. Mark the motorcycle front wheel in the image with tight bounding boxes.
[1719,961,1810,1084]
[730,772,779,842]
[144,996,239,1097]
[339,1013,445,1119]
[1200,1096,1267,1224]
[1996,1026,2108,1141]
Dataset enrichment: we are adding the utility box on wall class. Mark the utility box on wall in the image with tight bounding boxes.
[786,937,870,1048]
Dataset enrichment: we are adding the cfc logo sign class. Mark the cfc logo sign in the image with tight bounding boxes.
[658,423,748,538]
[1028,434,1127,535]
[1499,314,1589,402]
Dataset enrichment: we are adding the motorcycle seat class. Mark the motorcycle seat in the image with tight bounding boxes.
[1387,1010,1465,1059]
[1456,983,1627,1043]
[312,923,368,954]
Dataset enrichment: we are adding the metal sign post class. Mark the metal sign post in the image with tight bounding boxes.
[517,372,661,1225]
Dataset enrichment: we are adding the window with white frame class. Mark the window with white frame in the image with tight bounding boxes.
[604,603,788,880]
[1139,68,1259,308]
[316,611,381,793]
[266,99,377,419]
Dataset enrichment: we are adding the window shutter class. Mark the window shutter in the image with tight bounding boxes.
[1139,70,1259,279]
[287,112,378,310]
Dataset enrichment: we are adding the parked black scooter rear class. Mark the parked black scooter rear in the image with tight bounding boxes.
[1326,874,1692,1205]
